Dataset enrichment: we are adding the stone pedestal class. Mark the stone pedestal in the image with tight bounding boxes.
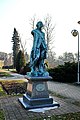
[18,76,60,109]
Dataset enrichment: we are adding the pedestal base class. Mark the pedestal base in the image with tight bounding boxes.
[18,97,60,110]
[18,76,60,110]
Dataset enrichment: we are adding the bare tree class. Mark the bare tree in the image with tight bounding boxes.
[19,36,29,63]
[19,37,27,53]
[30,15,37,30]
[44,14,56,67]
[63,52,75,63]
[44,14,55,51]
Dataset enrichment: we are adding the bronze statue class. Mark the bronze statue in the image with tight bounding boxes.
[28,21,49,77]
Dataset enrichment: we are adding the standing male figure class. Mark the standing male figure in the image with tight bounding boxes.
[29,21,49,77]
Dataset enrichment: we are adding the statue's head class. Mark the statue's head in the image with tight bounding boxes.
[36,21,44,29]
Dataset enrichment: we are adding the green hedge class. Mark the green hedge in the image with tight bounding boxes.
[48,62,78,83]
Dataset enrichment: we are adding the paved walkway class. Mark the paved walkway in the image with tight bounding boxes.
[0,95,80,120]
[48,81,80,102]
[0,72,26,80]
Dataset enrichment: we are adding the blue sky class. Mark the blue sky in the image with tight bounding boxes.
[0,0,80,56]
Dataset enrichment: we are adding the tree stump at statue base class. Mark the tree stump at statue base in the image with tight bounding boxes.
[18,76,60,110]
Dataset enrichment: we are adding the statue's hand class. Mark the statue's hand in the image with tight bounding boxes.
[41,50,46,59]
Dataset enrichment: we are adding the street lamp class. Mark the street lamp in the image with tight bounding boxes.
[71,29,80,84]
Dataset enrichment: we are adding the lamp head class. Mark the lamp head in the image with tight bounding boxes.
[71,29,78,37]
[78,21,80,24]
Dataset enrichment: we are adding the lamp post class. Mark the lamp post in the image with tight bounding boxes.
[71,29,80,84]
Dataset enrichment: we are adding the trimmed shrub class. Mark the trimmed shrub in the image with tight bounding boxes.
[1,81,27,95]
[19,63,31,75]
[48,62,78,83]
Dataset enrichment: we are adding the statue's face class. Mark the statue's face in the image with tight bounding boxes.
[36,21,44,29]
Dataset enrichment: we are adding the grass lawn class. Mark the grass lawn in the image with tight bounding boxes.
[0,69,13,77]
[0,69,26,95]
[0,110,5,120]
[0,72,13,77]
[0,82,5,119]
[0,85,6,96]
[0,80,27,95]
[51,112,80,120]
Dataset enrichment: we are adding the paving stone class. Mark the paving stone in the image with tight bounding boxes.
[48,81,80,101]
[0,95,80,120]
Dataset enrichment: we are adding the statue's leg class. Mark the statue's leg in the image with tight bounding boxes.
[30,66,36,76]
[31,66,34,73]
[38,59,44,76]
